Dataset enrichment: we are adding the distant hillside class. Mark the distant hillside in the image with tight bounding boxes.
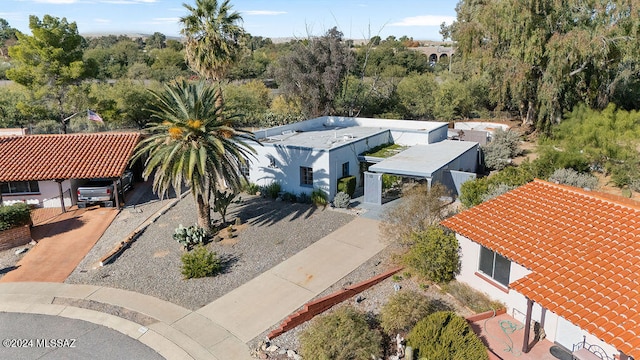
[81,32,182,41]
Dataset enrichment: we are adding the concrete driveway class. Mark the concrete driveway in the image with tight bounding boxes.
[0,206,118,283]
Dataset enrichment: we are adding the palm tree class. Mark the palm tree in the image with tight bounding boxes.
[134,80,257,232]
[180,0,245,82]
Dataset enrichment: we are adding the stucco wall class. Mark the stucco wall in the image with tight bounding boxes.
[457,234,619,356]
[2,180,73,208]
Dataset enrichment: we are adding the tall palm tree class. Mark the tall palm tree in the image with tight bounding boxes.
[134,80,257,232]
[180,0,245,82]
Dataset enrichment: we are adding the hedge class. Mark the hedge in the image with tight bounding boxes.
[0,203,32,231]
[337,176,356,197]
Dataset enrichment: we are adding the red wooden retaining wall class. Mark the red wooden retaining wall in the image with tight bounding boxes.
[0,225,32,251]
[267,266,403,340]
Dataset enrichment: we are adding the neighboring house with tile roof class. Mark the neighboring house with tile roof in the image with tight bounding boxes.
[248,116,479,203]
[441,180,640,360]
[0,132,141,210]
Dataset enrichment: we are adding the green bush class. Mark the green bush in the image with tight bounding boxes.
[337,176,356,197]
[281,191,297,202]
[173,224,206,250]
[333,191,350,208]
[382,174,400,190]
[440,281,504,313]
[311,188,328,207]
[548,168,599,189]
[243,182,260,195]
[407,311,488,360]
[0,203,32,231]
[380,290,433,334]
[297,192,311,204]
[262,182,281,199]
[299,306,382,360]
[180,245,221,279]
[403,226,460,283]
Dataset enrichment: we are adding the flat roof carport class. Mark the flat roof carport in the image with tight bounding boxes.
[368,140,478,178]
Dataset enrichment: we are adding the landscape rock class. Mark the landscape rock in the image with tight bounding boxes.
[266,345,279,352]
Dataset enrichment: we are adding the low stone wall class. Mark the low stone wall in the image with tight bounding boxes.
[0,225,32,251]
[268,266,403,340]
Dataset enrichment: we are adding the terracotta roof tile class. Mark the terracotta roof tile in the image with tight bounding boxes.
[441,179,640,358]
[0,133,141,181]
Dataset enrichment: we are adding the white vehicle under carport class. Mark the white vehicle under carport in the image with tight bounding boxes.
[77,171,133,208]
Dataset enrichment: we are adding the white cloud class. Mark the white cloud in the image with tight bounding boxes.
[33,0,78,4]
[243,10,287,16]
[101,0,157,4]
[390,15,456,27]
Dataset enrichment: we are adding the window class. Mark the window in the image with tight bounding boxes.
[342,162,350,177]
[1,181,40,195]
[239,159,250,177]
[300,166,313,186]
[478,246,511,287]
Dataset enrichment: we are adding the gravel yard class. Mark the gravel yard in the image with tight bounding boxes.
[65,191,355,310]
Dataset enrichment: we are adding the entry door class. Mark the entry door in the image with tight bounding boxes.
[555,317,583,350]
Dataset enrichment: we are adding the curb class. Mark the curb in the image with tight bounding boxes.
[99,190,191,266]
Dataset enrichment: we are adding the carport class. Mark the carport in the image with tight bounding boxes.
[0,132,141,212]
[363,140,479,205]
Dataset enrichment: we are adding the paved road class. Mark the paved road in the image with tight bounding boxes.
[0,312,163,360]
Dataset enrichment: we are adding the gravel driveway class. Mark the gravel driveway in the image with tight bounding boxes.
[66,189,355,310]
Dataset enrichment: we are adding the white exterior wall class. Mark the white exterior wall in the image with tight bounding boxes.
[2,180,74,208]
[457,233,619,357]
[248,131,392,199]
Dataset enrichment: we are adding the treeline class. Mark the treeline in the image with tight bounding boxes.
[0,14,480,133]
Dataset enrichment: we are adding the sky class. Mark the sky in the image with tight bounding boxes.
[2,0,458,41]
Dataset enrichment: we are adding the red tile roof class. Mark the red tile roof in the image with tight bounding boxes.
[0,132,141,181]
[442,180,640,358]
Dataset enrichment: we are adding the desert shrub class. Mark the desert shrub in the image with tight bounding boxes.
[482,129,522,171]
[299,306,382,360]
[380,290,434,334]
[402,226,460,283]
[173,224,206,250]
[281,191,297,202]
[407,311,488,360]
[548,168,599,189]
[243,182,260,195]
[0,202,32,231]
[440,281,504,313]
[630,178,640,192]
[382,174,400,190]
[480,183,516,203]
[460,177,490,208]
[180,245,221,279]
[381,183,453,244]
[311,188,328,207]
[297,192,311,204]
[333,191,351,208]
[337,176,356,197]
[262,182,281,199]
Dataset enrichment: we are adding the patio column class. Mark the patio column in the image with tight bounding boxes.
[522,298,534,353]
[112,179,121,210]
[56,180,66,213]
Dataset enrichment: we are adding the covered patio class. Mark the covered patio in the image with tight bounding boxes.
[469,312,570,360]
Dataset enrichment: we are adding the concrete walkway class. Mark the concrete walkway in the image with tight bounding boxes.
[0,215,387,359]
[1,207,119,283]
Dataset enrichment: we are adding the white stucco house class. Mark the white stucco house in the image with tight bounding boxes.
[442,180,640,360]
[246,116,479,203]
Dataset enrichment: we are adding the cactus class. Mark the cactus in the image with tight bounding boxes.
[173,224,206,250]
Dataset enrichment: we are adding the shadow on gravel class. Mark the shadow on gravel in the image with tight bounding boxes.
[218,254,240,274]
[231,196,322,227]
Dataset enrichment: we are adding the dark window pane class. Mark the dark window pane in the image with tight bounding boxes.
[494,253,511,286]
[479,246,494,276]
[28,181,39,193]
[0,183,8,194]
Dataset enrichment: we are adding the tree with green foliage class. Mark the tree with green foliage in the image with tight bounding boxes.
[299,306,382,360]
[0,18,17,58]
[403,225,461,283]
[446,0,640,133]
[133,80,257,233]
[408,311,488,360]
[481,129,523,171]
[273,27,354,118]
[396,73,437,119]
[544,103,640,187]
[145,32,166,50]
[7,15,92,133]
[180,0,245,83]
